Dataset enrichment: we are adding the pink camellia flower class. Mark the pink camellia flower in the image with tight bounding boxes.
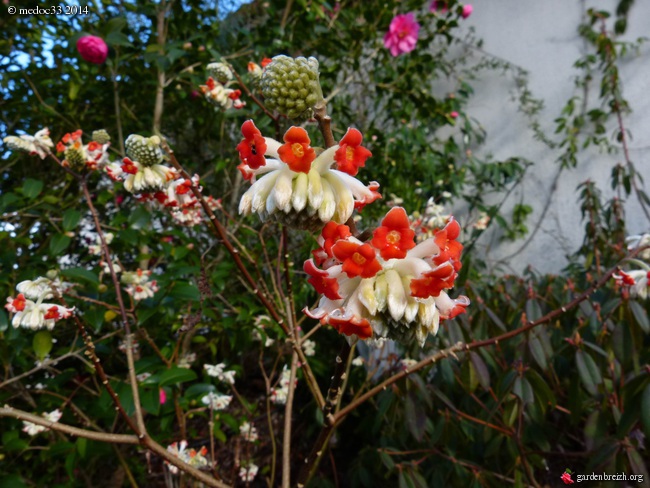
[461,4,473,19]
[159,387,167,405]
[450,111,459,118]
[383,13,420,57]
[76,35,108,64]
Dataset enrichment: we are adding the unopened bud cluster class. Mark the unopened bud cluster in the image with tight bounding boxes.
[260,55,323,119]
[206,62,233,84]
[125,134,164,167]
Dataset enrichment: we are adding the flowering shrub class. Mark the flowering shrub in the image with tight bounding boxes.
[1,1,649,487]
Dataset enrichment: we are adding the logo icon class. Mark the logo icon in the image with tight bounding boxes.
[561,468,574,485]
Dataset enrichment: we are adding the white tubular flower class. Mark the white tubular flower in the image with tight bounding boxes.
[626,233,650,260]
[302,339,316,357]
[22,409,62,436]
[165,441,209,474]
[237,121,381,230]
[239,464,259,482]
[16,277,59,300]
[304,207,469,346]
[6,294,74,330]
[628,269,650,300]
[473,212,490,230]
[120,157,176,194]
[199,77,243,110]
[204,363,236,384]
[239,421,259,442]
[56,130,111,170]
[121,269,159,301]
[3,128,54,159]
[270,365,296,404]
[201,392,233,410]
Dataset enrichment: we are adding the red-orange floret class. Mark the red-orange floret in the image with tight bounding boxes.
[432,218,463,272]
[371,207,416,259]
[277,127,316,173]
[334,128,372,176]
[328,315,373,339]
[304,260,341,300]
[410,261,456,298]
[236,120,267,170]
[332,241,382,278]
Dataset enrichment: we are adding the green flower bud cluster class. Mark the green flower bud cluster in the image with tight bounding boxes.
[206,62,233,84]
[92,129,111,144]
[64,147,86,170]
[125,134,164,167]
[260,55,323,119]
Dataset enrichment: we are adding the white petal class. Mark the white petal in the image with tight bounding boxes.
[407,238,440,260]
[307,168,323,211]
[273,169,294,213]
[291,172,309,212]
[313,145,339,174]
[250,171,281,213]
[357,278,378,315]
[318,178,336,222]
[239,190,253,215]
[385,269,407,321]
[374,273,388,313]
[263,138,282,159]
[323,172,354,223]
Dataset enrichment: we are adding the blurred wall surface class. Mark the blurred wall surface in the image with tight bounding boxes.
[459,0,650,273]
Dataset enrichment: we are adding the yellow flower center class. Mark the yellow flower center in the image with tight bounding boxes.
[352,252,367,265]
[291,143,305,158]
[346,146,355,161]
[386,230,401,244]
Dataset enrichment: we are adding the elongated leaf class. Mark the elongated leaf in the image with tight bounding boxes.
[513,377,534,404]
[629,300,650,333]
[484,305,506,331]
[49,233,71,255]
[469,351,490,389]
[22,178,43,199]
[528,335,547,370]
[62,209,81,231]
[158,366,197,386]
[61,267,99,284]
[576,350,602,396]
[641,384,650,439]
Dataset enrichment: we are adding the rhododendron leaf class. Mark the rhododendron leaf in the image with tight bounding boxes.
[33,331,53,360]
[575,350,602,396]
[629,300,649,333]
[140,387,161,416]
[62,209,82,231]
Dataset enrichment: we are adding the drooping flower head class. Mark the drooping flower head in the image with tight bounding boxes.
[384,13,420,57]
[305,207,469,346]
[238,122,381,230]
[121,269,159,301]
[3,128,54,159]
[56,130,112,171]
[76,35,109,65]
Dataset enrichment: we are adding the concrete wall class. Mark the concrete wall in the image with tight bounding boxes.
[456,0,650,273]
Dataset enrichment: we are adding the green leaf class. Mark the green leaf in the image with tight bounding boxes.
[575,350,602,396]
[629,300,650,333]
[169,281,200,301]
[61,267,99,284]
[512,377,534,404]
[62,209,82,232]
[33,330,53,360]
[469,351,490,389]
[641,384,650,440]
[49,233,71,255]
[76,437,87,459]
[158,366,197,386]
[22,178,43,200]
[0,308,8,332]
[528,335,548,370]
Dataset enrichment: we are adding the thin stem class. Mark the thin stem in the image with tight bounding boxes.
[296,341,352,487]
[80,179,146,437]
[282,350,298,488]
[162,141,325,409]
[0,406,139,444]
[314,103,336,149]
